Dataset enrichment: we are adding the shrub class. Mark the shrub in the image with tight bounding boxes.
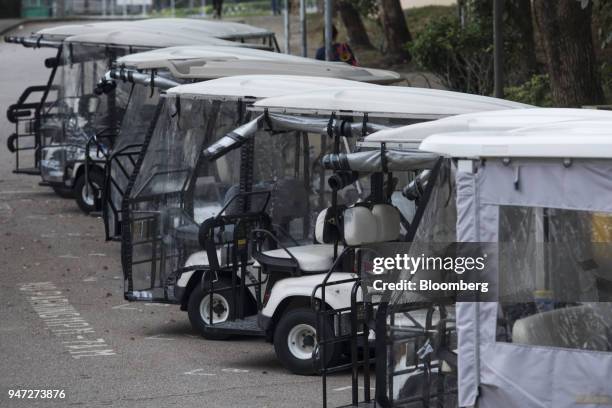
[408,16,494,95]
[504,74,553,107]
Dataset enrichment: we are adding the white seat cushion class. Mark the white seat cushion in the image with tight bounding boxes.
[261,244,341,272]
[344,206,379,246]
[372,204,400,242]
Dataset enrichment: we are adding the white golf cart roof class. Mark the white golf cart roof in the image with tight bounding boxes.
[166,75,376,100]
[116,45,400,83]
[419,120,612,159]
[117,45,313,69]
[34,18,273,42]
[252,86,530,118]
[63,30,239,49]
[363,108,612,148]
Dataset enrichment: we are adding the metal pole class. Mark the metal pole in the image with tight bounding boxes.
[201,0,206,16]
[57,0,65,17]
[189,0,193,12]
[122,0,127,16]
[171,0,175,17]
[284,0,290,54]
[493,0,504,98]
[102,0,106,16]
[141,0,146,16]
[324,0,333,61]
[300,0,307,57]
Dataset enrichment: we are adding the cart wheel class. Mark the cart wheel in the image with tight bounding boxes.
[187,279,233,340]
[6,133,17,153]
[273,308,341,375]
[75,169,104,213]
[52,185,75,199]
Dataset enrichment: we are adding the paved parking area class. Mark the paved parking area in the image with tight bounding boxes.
[0,23,355,408]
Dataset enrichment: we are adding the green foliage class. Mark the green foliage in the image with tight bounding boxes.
[504,74,553,107]
[408,16,494,95]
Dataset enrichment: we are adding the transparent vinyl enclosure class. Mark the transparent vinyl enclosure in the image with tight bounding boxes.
[121,98,381,301]
[496,206,612,352]
[380,164,459,407]
[122,96,243,301]
[104,83,162,240]
[40,43,131,182]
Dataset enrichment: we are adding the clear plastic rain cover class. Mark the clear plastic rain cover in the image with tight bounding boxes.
[122,96,243,301]
[496,206,612,351]
[375,163,459,406]
[122,100,368,301]
[104,83,161,240]
[40,43,130,182]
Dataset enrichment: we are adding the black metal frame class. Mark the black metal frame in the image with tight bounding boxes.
[312,142,458,407]
[6,46,62,175]
[197,190,273,336]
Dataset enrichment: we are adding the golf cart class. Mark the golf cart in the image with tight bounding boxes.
[100,45,401,239]
[243,88,527,375]
[4,19,275,199]
[313,110,612,407]
[135,84,527,374]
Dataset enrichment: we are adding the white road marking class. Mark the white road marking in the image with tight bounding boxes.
[88,253,107,257]
[145,334,175,341]
[58,254,80,259]
[83,277,97,282]
[184,369,216,376]
[111,303,139,310]
[19,282,116,359]
[144,303,170,307]
[221,368,250,373]
[0,202,12,211]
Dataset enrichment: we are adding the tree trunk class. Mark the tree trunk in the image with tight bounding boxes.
[533,0,605,107]
[505,0,537,84]
[378,0,412,61]
[338,1,373,49]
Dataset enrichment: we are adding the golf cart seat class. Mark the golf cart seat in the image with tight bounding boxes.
[254,204,400,275]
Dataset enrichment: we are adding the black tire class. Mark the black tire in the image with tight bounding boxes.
[6,133,17,153]
[74,169,104,213]
[52,185,75,199]
[273,308,341,375]
[187,277,257,341]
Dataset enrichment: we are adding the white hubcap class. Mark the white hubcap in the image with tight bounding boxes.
[200,294,230,324]
[287,323,317,360]
[82,181,100,206]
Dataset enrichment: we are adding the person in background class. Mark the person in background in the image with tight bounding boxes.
[315,25,358,66]
[212,0,223,18]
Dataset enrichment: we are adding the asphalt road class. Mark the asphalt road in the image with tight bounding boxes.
[0,22,355,408]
